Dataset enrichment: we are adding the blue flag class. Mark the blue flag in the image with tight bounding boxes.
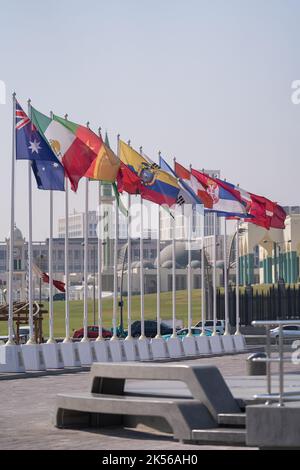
[15,100,65,191]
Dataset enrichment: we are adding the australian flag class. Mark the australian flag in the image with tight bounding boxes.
[15,100,65,191]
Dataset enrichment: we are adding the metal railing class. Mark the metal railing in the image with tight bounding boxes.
[251,320,300,407]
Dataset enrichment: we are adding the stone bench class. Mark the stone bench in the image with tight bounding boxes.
[54,362,241,441]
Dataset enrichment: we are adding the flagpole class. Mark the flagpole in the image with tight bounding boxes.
[7,92,16,346]
[235,219,241,335]
[212,212,217,336]
[111,135,120,340]
[126,193,132,339]
[26,99,34,344]
[47,190,55,343]
[140,195,145,340]
[96,128,103,341]
[223,217,230,335]
[63,177,70,342]
[156,156,161,338]
[200,212,206,335]
[82,176,89,342]
[187,205,193,336]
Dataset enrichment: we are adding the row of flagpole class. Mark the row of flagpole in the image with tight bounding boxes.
[7,94,242,349]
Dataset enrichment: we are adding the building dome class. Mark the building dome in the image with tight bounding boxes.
[156,241,201,268]
[7,225,23,242]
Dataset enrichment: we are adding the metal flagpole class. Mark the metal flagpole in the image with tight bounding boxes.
[111,135,120,340]
[63,177,70,342]
[47,190,55,343]
[171,207,176,338]
[82,177,89,342]
[96,179,103,341]
[27,99,34,344]
[7,93,16,346]
[200,212,206,335]
[235,219,241,335]
[187,206,193,336]
[126,193,132,339]
[140,194,145,339]
[156,202,161,338]
[223,217,230,335]
[212,212,217,336]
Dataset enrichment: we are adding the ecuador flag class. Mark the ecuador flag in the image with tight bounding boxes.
[119,140,180,207]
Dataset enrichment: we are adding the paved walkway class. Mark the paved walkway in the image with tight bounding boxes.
[0,353,299,450]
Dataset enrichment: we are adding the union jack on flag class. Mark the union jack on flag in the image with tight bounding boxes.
[15,102,30,130]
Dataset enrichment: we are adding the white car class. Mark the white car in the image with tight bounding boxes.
[194,320,225,335]
[270,325,300,341]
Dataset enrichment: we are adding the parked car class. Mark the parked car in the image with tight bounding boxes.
[124,320,173,338]
[53,293,66,301]
[162,327,212,341]
[72,326,112,339]
[194,320,225,335]
[270,325,300,341]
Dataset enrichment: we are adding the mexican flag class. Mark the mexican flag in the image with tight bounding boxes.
[31,107,98,192]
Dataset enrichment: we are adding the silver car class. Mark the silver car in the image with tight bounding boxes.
[270,325,300,341]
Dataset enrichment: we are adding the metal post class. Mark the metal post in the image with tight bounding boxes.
[26,99,34,344]
[235,219,241,335]
[156,204,161,338]
[200,213,206,336]
[224,218,230,335]
[171,210,177,337]
[96,181,103,341]
[126,193,132,339]
[93,245,96,326]
[47,190,55,343]
[63,178,70,342]
[112,136,120,340]
[278,324,284,407]
[212,212,217,336]
[266,326,272,401]
[82,178,89,342]
[7,93,16,346]
[140,196,145,339]
[187,207,192,336]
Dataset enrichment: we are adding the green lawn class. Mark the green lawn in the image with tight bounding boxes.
[0,289,204,338]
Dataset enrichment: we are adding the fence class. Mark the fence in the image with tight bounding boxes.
[216,284,300,326]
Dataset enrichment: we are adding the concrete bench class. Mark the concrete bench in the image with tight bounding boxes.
[54,362,241,441]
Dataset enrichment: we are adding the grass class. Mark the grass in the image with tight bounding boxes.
[0,289,203,338]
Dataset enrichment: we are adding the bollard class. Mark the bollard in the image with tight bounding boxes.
[247,352,267,376]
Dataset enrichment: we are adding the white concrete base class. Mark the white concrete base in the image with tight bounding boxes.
[182,336,197,356]
[137,338,151,361]
[59,342,81,368]
[195,335,211,355]
[123,338,138,361]
[233,334,246,352]
[221,335,235,353]
[41,343,64,369]
[209,335,224,355]
[166,337,184,358]
[76,341,93,366]
[92,340,109,362]
[108,338,124,362]
[150,338,169,360]
[21,344,46,371]
[0,344,25,372]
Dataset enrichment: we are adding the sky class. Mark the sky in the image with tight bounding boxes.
[0,0,300,240]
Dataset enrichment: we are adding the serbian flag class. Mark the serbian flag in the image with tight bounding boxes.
[32,264,65,293]
[119,140,180,207]
[175,164,246,216]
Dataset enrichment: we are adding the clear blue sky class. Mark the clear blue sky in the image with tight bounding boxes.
[0,0,300,239]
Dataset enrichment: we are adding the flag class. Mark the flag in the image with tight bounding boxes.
[174,161,214,208]
[54,116,120,183]
[31,107,97,192]
[190,168,247,216]
[117,161,142,195]
[159,156,203,209]
[32,263,65,292]
[216,179,286,229]
[15,101,65,191]
[119,140,180,207]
